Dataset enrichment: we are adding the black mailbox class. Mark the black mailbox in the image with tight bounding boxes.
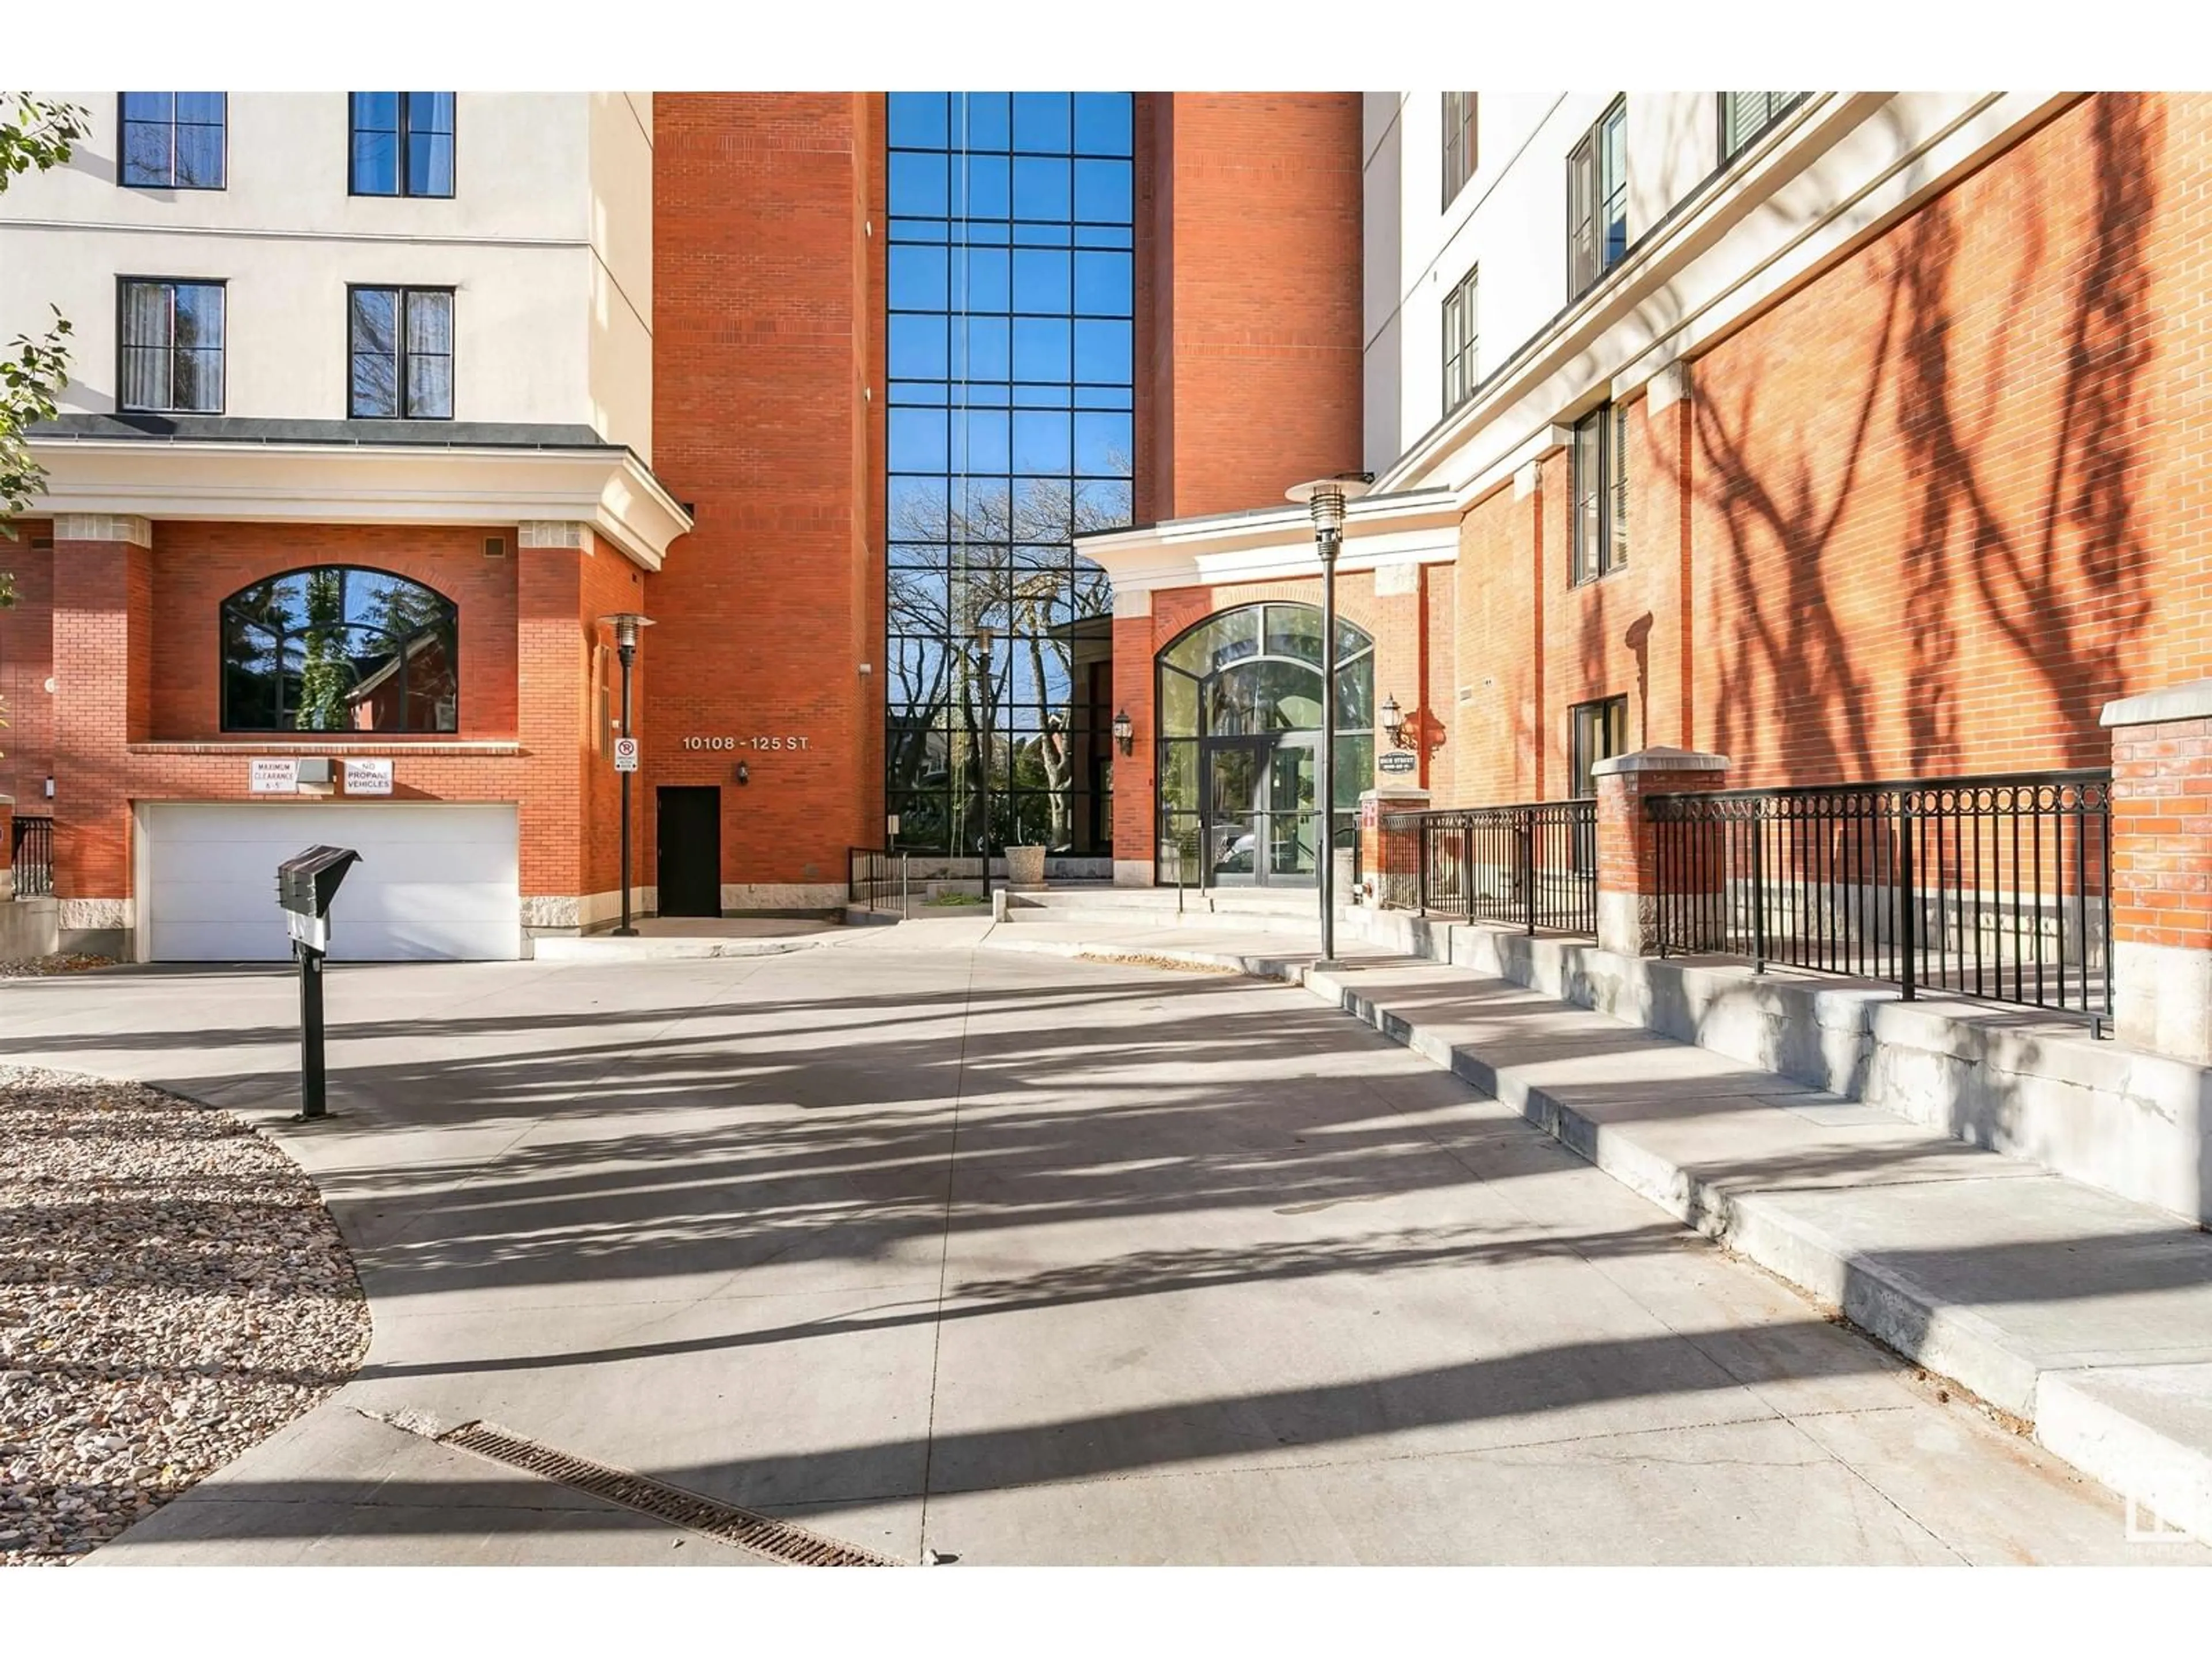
[274,844,361,1122]
[278,843,361,918]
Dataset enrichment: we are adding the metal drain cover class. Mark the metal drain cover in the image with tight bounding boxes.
[436,1419,902,1567]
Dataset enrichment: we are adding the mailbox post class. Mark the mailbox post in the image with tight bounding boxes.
[275,845,362,1121]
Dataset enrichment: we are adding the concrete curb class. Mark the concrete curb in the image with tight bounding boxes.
[528,936,827,962]
[979,934,1305,978]
[1293,960,2212,1544]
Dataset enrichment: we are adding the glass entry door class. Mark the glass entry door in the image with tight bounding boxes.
[1203,736,1317,885]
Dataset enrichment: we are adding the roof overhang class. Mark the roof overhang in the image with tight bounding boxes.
[1075,487,1462,613]
[25,437,692,571]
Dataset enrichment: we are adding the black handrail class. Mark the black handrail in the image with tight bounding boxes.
[1646,770,2112,1031]
[1391,799,1598,938]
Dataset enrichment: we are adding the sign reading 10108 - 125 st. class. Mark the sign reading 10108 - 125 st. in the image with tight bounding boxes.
[681,735,812,751]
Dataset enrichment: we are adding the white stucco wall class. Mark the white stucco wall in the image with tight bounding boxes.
[0,92,651,449]
[588,92,654,463]
[1371,91,1722,468]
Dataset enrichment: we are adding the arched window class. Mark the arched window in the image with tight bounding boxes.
[221,566,459,733]
[1154,602,1373,885]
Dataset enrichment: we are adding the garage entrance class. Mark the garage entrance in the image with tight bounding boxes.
[141,802,521,961]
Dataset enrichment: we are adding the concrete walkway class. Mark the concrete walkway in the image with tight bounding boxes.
[2,937,2205,1564]
[980,911,2212,1546]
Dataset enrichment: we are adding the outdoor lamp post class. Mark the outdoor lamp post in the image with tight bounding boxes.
[599,611,654,935]
[1285,473,1373,968]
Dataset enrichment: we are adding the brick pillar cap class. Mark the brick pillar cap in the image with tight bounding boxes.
[2100,679,2212,729]
[1590,746,1729,778]
[1361,785,1430,802]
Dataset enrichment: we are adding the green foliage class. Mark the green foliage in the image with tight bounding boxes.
[295,570,353,732]
[1,92,90,581]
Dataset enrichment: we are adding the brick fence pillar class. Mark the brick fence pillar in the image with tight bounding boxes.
[1358,785,1428,908]
[2102,680,2212,1063]
[0,793,13,887]
[1592,747,1730,958]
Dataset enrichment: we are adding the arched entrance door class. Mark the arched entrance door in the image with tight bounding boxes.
[1155,603,1374,887]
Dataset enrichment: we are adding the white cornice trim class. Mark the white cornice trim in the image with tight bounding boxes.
[1377,90,2075,510]
[26,439,691,571]
[1078,488,1461,597]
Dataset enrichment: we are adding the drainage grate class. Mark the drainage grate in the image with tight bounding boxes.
[437,1419,903,1567]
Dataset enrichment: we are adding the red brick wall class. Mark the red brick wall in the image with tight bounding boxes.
[649,92,879,898]
[0,522,54,806]
[47,521,608,908]
[148,523,518,742]
[1139,93,1364,521]
[1434,92,2212,806]
[1685,91,2205,787]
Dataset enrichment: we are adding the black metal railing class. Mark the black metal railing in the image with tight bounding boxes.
[11,814,53,899]
[1648,770,2112,1028]
[848,847,897,910]
[1402,799,1599,937]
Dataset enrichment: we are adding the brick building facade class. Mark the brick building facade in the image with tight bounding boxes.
[4,89,2206,964]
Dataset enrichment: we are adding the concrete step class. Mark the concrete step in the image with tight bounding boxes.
[1285,955,2212,1544]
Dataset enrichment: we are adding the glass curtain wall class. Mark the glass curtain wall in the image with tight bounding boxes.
[884,92,1135,856]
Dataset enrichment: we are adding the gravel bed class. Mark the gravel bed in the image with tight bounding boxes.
[0,1066,370,1565]
[0,956,116,979]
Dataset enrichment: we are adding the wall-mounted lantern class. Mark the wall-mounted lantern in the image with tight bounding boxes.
[1112,708,1134,756]
[1381,694,1409,752]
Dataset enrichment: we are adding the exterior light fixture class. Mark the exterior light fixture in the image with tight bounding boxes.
[1381,694,1408,751]
[597,611,655,935]
[1112,708,1134,756]
[736,762,750,786]
[1284,472,1374,969]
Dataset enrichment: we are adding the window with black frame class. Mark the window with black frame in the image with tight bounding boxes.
[1442,265,1478,415]
[349,286,454,418]
[1569,695,1627,798]
[1570,401,1630,585]
[1567,97,1627,298]
[118,278,224,413]
[1441,91,1478,207]
[1720,92,1807,162]
[350,93,454,196]
[221,567,459,733]
[119,93,226,189]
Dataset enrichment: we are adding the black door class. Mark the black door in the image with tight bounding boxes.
[656,786,721,918]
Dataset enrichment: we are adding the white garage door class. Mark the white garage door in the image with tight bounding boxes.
[143,802,521,962]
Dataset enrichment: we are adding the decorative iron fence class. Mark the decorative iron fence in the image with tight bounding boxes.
[11,815,53,899]
[1400,800,1599,937]
[1647,770,2112,1028]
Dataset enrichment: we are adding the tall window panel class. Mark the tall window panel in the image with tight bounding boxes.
[1568,695,1627,798]
[1441,90,1478,207]
[885,92,1135,859]
[1569,400,1628,585]
[119,93,226,189]
[1441,266,1478,416]
[118,278,224,414]
[350,93,455,197]
[349,286,454,419]
[1567,97,1627,298]
[1720,92,1808,161]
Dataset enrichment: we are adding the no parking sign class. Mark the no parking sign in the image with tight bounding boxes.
[613,737,639,772]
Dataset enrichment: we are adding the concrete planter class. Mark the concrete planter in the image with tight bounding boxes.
[1005,845,1047,889]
